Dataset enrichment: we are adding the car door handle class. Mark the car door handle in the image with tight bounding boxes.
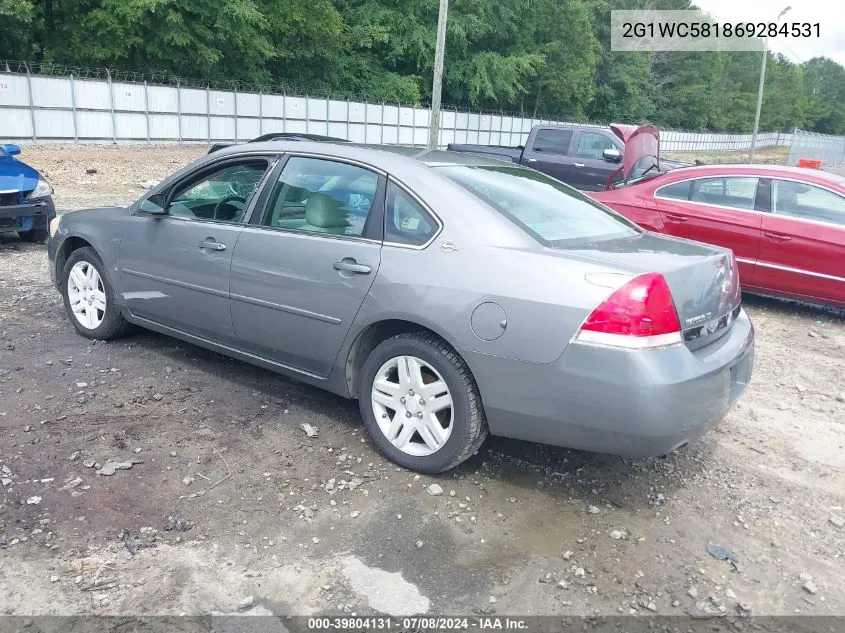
[763,231,792,242]
[198,240,226,251]
[573,162,585,168]
[333,259,372,275]
[525,158,537,163]
[665,213,689,223]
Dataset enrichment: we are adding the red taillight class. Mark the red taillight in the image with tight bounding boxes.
[576,273,682,349]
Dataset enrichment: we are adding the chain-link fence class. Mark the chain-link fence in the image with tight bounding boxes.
[1,60,793,154]
[787,128,845,168]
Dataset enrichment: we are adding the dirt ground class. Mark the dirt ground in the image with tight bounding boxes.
[663,145,791,165]
[1,146,844,621]
[20,144,209,211]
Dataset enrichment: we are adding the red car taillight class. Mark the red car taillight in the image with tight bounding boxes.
[575,272,682,349]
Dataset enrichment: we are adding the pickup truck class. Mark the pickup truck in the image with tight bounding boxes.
[448,124,687,191]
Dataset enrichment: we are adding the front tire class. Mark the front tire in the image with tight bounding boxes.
[61,247,129,340]
[359,332,488,473]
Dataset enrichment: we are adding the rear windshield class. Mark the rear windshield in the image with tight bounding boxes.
[437,165,640,246]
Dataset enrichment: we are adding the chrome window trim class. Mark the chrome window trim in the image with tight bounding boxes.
[654,175,761,214]
[769,177,845,228]
[654,173,845,229]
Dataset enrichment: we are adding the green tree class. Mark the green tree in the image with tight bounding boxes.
[517,0,598,119]
[760,54,807,132]
[802,57,845,134]
[0,0,38,60]
[584,0,653,123]
[62,0,275,83]
[3,0,844,135]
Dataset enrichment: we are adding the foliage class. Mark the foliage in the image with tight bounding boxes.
[0,0,843,133]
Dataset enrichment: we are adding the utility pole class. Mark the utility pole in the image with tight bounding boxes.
[749,39,768,162]
[428,0,449,149]
[750,5,791,162]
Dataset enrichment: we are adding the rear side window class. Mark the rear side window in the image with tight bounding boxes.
[532,129,573,155]
[438,165,639,246]
[690,177,758,210]
[655,180,691,200]
[260,156,378,237]
[385,182,438,246]
[772,179,845,226]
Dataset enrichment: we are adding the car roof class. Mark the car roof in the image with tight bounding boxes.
[661,162,845,185]
[222,140,515,169]
[251,132,349,143]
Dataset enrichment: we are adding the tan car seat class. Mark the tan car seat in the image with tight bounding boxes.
[304,193,349,235]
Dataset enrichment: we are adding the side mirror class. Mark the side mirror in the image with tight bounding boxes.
[138,193,167,215]
[603,148,622,162]
[3,144,22,156]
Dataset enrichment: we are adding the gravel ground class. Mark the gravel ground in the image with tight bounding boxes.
[20,144,209,211]
[1,146,844,620]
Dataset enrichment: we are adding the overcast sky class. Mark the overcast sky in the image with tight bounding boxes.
[693,0,845,66]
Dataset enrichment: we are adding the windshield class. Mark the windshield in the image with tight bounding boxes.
[437,165,640,246]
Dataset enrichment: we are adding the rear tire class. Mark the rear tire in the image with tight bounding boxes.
[19,227,48,243]
[61,247,129,340]
[359,332,488,473]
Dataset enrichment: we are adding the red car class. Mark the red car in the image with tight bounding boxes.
[589,160,845,309]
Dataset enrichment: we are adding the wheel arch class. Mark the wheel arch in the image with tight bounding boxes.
[55,236,96,287]
[343,318,471,399]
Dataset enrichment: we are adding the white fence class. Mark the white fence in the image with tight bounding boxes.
[787,129,845,167]
[0,70,790,152]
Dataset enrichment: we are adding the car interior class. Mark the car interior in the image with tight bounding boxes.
[690,177,757,210]
[262,158,378,237]
[167,161,269,222]
[383,185,436,246]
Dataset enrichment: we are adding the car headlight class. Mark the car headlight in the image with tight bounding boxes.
[49,215,62,238]
[30,177,53,200]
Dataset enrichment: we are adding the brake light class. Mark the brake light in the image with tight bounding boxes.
[575,272,682,349]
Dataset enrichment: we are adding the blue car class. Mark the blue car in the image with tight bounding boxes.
[0,144,56,242]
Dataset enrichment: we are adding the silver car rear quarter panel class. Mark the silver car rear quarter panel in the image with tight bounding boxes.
[460,309,754,457]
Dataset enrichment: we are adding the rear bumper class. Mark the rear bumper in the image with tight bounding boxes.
[463,309,754,457]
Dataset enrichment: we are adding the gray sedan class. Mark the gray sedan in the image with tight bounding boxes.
[47,142,754,473]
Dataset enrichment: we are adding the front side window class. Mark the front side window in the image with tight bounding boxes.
[575,132,617,159]
[439,165,640,246]
[385,182,438,246]
[261,157,379,237]
[772,179,845,227]
[532,129,573,155]
[168,160,268,222]
[690,177,758,210]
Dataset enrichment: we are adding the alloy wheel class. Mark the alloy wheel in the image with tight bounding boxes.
[67,261,107,330]
[370,355,454,456]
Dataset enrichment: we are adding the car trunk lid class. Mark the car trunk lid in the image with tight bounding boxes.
[562,232,741,350]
